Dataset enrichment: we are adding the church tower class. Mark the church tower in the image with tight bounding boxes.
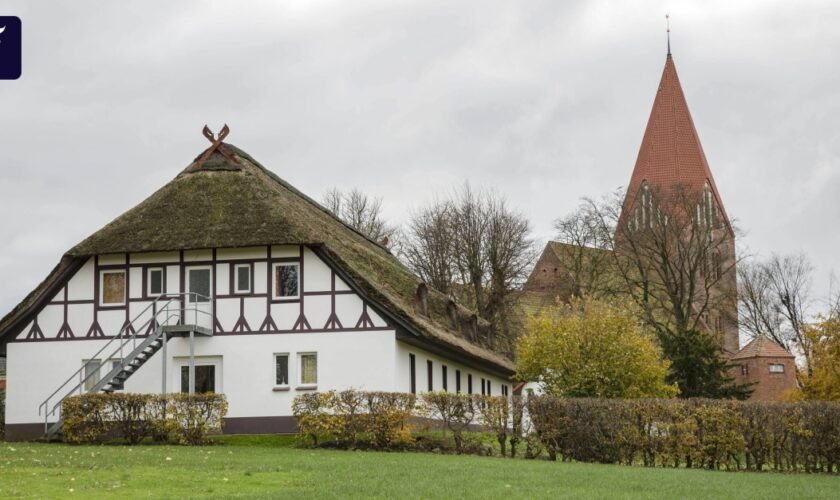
[619,51,739,354]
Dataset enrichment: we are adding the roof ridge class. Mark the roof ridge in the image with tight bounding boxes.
[220,143,393,257]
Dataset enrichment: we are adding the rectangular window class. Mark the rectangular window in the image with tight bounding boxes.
[741,364,749,376]
[769,363,785,373]
[101,271,126,305]
[83,359,101,391]
[455,370,461,393]
[427,360,433,391]
[442,365,448,392]
[274,263,300,299]
[275,354,289,386]
[487,380,491,396]
[299,353,318,386]
[235,264,251,294]
[188,268,211,303]
[467,374,473,394]
[409,354,416,394]
[180,365,216,393]
[481,378,486,396]
[147,268,164,296]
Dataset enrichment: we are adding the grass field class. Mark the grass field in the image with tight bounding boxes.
[1,436,838,499]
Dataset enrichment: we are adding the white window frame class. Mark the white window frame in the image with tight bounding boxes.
[297,352,317,389]
[99,270,126,306]
[234,264,252,295]
[273,352,290,390]
[272,262,301,300]
[769,363,785,373]
[82,358,102,391]
[147,267,164,297]
[185,265,213,304]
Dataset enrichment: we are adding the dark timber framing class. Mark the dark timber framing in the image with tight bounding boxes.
[4,243,514,378]
[8,245,392,342]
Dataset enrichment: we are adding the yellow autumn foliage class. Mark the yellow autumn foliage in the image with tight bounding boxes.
[798,317,840,401]
[516,296,679,398]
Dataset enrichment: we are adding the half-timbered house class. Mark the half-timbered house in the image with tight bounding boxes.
[0,128,514,440]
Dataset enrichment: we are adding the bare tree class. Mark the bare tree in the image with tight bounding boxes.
[587,184,740,353]
[402,184,535,339]
[738,253,814,373]
[323,188,398,247]
[402,201,456,294]
[552,191,620,298]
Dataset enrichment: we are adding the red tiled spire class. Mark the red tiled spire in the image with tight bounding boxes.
[622,55,730,225]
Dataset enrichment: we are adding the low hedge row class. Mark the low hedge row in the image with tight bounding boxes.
[528,397,840,472]
[61,393,228,445]
[292,390,519,454]
[292,391,840,473]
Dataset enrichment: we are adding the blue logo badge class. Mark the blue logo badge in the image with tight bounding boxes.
[0,16,22,80]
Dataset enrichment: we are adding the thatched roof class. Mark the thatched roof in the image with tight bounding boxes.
[0,144,514,375]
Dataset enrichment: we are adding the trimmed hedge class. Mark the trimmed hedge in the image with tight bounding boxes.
[61,393,227,445]
[526,397,840,472]
[292,391,416,450]
[292,390,840,473]
[292,390,508,453]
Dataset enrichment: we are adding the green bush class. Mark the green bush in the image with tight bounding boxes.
[61,393,227,445]
[526,396,840,472]
[292,390,415,450]
[420,392,476,454]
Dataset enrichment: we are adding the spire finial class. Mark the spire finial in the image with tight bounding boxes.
[666,13,671,56]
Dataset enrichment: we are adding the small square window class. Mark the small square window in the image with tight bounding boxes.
[299,353,317,386]
[147,268,164,296]
[275,354,289,386]
[101,271,126,305]
[274,263,300,299]
[235,264,252,294]
[769,363,785,373]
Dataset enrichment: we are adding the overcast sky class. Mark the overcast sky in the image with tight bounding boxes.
[1,0,838,319]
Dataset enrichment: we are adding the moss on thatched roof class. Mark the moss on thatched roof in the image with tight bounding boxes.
[0,144,513,374]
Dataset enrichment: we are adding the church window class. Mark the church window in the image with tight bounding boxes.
[273,263,299,299]
[235,264,251,294]
[101,270,126,306]
[769,363,785,373]
[147,268,164,296]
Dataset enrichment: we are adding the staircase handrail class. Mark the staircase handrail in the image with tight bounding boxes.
[37,292,213,424]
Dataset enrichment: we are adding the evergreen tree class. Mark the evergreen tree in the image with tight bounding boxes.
[660,329,752,399]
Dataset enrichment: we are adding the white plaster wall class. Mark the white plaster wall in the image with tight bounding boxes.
[6,330,398,424]
[66,258,94,301]
[394,342,512,397]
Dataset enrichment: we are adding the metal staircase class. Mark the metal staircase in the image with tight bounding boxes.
[38,293,213,439]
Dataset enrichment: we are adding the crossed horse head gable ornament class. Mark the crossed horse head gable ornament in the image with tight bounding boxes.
[198,124,238,165]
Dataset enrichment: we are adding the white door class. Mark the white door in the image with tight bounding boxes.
[185,265,213,330]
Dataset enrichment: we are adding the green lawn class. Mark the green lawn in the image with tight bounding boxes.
[0,436,837,499]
